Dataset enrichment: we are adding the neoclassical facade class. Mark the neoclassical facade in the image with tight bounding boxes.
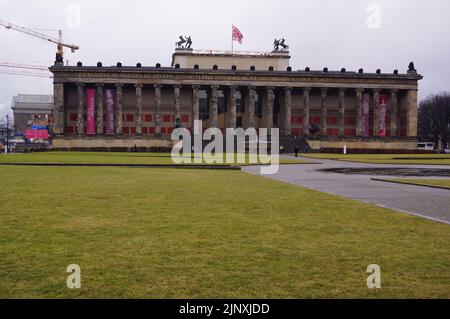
[50,49,422,150]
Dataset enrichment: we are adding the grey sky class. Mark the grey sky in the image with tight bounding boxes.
[1,0,449,117]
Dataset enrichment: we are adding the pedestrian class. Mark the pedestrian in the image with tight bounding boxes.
[304,143,310,154]
[294,145,299,157]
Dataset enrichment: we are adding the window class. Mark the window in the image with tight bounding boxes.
[345,116,355,125]
[69,113,77,122]
[65,126,74,134]
[126,114,134,122]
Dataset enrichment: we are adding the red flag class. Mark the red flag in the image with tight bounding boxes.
[232,25,243,44]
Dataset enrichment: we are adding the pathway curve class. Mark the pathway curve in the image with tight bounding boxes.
[242,156,450,224]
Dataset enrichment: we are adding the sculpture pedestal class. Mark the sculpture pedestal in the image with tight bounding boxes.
[175,48,193,53]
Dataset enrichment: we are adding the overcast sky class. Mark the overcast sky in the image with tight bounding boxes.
[1,0,450,117]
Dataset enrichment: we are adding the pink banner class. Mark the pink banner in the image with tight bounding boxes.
[105,89,115,134]
[86,88,96,134]
[378,95,387,137]
[25,130,48,139]
[362,94,370,137]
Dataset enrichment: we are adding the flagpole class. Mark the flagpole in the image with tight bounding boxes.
[231,24,234,55]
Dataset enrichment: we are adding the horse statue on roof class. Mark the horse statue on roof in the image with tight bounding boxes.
[273,38,289,51]
[176,35,192,49]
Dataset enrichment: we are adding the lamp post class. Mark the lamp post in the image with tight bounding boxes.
[5,114,9,154]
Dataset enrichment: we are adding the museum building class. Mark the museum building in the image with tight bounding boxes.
[49,46,423,151]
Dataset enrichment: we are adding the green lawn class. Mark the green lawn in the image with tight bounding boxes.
[388,179,450,189]
[0,152,308,165]
[302,153,450,165]
[0,165,449,298]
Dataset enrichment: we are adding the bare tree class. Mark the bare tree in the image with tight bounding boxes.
[418,92,450,149]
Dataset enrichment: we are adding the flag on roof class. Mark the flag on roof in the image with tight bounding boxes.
[232,25,243,44]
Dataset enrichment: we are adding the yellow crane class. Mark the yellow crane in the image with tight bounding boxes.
[0,19,79,63]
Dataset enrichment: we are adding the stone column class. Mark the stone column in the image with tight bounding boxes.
[373,89,380,137]
[390,89,399,137]
[154,84,162,136]
[96,83,104,135]
[173,84,182,126]
[320,88,328,137]
[406,89,418,137]
[338,88,346,137]
[192,85,200,131]
[115,83,123,135]
[135,84,143,136]
[209,85,219,128]
[284,87,292,136]
[228,86,237,129]
[76,82,85,135]
[53,83,64,134]
[247,86,256,129]
[303,87,311,136]
[355,88,363,137]
[265,87,275,130]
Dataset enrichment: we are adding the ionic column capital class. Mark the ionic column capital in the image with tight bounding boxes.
[134,83,143,89]
[95,83,104,87]
[115,83,124,88]
[154,84,163,89]
[173,84,182,89]
[76,82,85,88]
[191,84,201,90]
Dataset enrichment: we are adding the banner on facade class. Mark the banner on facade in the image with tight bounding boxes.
[378,95,388,137]
[362,94,370,137]
[86,88,96,134]
[105,89,115,134]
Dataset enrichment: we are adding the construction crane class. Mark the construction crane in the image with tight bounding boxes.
[0,62,53,78]
[0,69,52,78]
[0,19,79,63]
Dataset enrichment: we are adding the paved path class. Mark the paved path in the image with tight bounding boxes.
[242,156,450,224]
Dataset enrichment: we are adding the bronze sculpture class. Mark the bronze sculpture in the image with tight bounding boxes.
[176,35,192,49]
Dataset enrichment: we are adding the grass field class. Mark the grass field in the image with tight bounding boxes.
[387,179,450,189]
[0,152,309,165]
[301,153,450,165]
[0,165,449,298]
